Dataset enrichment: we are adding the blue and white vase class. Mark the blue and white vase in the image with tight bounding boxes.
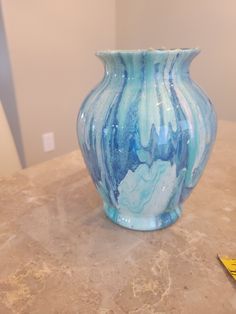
[77,49,217,231]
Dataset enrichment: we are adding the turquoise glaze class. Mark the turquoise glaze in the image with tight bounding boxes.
[77,49,217,231]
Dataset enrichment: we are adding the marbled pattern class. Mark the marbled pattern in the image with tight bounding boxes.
[0,121,236,313]
[77,49,217,230]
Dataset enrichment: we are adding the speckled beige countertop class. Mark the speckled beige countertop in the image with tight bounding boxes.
[0,120,235,314]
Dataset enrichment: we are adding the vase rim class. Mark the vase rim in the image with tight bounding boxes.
[96,48,200,56]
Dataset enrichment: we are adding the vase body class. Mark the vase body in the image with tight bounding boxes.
[77,49,217,231]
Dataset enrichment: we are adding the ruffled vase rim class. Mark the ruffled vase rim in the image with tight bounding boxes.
[96,48,200,56]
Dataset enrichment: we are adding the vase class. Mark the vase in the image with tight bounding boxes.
[77,49,217,231]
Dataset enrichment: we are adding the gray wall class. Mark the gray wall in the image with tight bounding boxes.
[0,6,25,166]
[1,0,235,168]
[1,0,115,166]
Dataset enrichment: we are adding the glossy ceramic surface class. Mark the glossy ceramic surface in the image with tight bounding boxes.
[77,49,217,231]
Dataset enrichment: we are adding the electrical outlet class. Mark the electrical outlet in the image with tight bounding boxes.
[42,132,55,152]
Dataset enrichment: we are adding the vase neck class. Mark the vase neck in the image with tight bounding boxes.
[96,49,200,80]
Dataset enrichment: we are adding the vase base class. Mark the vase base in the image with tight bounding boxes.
[104,204,182,231]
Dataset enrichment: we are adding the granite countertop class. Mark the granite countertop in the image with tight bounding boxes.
[0,120,235,314]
